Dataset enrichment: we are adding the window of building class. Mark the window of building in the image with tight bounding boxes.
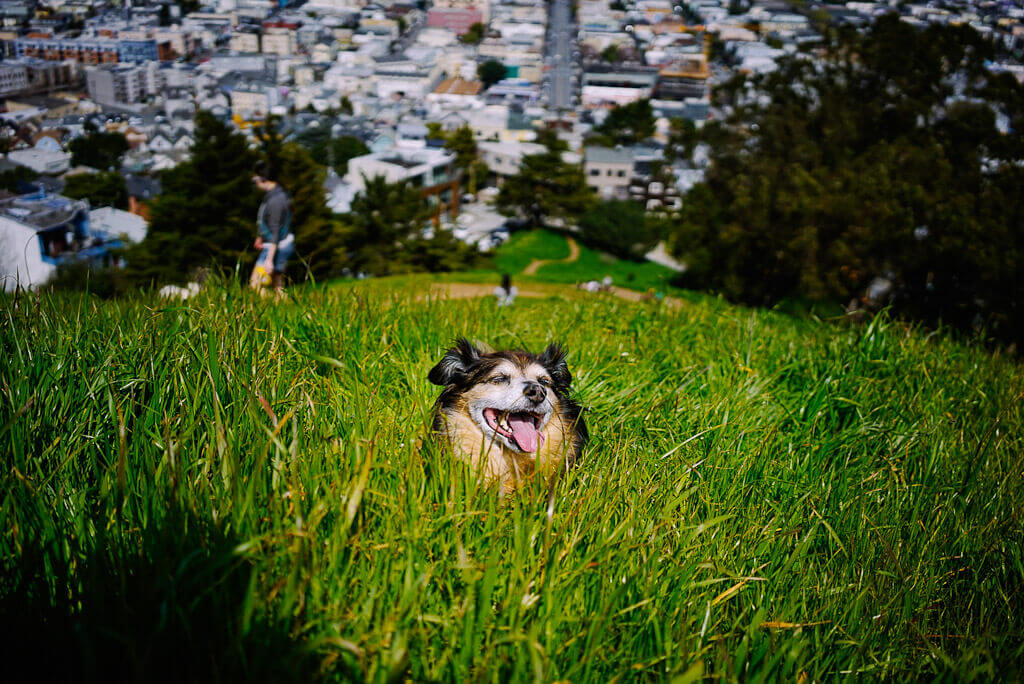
[589,168,600,176]
[617,170,626,177]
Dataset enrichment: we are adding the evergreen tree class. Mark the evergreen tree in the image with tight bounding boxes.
[495,149,594,227]
[341,175,484,275]
[595,99,656,145]
[477,60,506,88]
[579,199,658,259]
[443,125,488,193]
[68,132,129,171]
[668,17,1023,343]
[62,172,129,210]
[460,22,486,45]
[124,111,259,285]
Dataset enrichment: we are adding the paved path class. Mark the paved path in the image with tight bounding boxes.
[522,237,580,275]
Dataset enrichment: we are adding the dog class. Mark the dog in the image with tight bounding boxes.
[428,338,588,494]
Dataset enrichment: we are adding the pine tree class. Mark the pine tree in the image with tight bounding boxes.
[125,111,259,285]
[495,150,594,227]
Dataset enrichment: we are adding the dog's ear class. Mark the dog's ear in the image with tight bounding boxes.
[428,338,483,386]
[539,343,571,390]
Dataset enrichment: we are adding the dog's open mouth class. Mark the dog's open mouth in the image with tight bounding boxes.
[483,408,545,452]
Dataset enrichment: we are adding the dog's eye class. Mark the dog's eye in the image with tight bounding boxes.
[490,374,510,384]
[538,376,551,387]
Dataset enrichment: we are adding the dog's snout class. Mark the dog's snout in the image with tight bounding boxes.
[523,382,545,403]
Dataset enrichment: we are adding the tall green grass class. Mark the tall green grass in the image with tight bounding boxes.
[1,277,1022,681]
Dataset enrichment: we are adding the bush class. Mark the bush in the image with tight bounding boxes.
[578,199,658,260]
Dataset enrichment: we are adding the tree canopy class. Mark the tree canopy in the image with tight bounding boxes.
[293,126,369,176]
[124,111,259,284]
[477,60,507,89]
[669,16,1023,343]
[68,131,129,171]
[62,172,129,210]
[460,22,486,45]
[495,146,594,227]
[579,199,659,260]
[340,175,484,276]
[593,99,656,146]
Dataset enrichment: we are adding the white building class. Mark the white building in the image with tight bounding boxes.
[0,194,90,291]
[262,27,297,56]
[0,63,28,96]
[6,148,71,175]
[89,206,148,244]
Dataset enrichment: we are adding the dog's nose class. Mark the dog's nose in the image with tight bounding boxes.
[523,382,545,403]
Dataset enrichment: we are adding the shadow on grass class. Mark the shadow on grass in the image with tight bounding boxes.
[0,505,321,683]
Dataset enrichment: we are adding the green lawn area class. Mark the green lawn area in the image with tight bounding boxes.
[492,228,570,274]
[533,239,677,292]
[489,228,679,294]
[2,276,1022,680]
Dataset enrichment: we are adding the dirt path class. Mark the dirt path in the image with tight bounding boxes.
[522,237,580,276]
[428,281,684,309]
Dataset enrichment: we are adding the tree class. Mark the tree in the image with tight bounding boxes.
[460,22,486,45]
[124,111,259,285]
[667,17,1023,344]
[600,44,620,63]
[68,131,129,170]
[579,199,658,259]
[341,175,484,275]
[442,125,490,192]
[0,166,38,193]
[666,118,699,162]
[62,172,129,209]
[534,127,569,152]
[293,127,369,175]
[495,149,595,227]
[477,60,506,89]
[595,99,656,145]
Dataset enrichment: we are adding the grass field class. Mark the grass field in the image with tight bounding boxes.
[492,229,571,275]
[491,228,679,294]
[2,277,1023,681]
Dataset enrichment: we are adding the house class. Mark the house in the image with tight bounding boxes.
[427,77,483,108]
[89,206,148,244]
[582,66,659,108]
[345,146,461,220]
[0,192,103,291]
[7,147,71,174]
[478,140,544,183]
[584,145,633,199]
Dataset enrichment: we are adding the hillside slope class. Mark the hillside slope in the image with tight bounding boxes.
[1,277,1022,681]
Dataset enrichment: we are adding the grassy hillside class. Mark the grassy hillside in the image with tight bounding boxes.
[493,228,678,293]
[2,278,1022,681]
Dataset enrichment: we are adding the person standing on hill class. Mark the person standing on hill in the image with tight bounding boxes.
[494,272,518,306]
[250,161,293,294]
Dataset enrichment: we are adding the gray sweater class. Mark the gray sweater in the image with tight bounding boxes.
[257,185,291,243]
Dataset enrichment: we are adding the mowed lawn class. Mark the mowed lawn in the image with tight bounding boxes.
[1,278,1022,681]
[493,228,679,294]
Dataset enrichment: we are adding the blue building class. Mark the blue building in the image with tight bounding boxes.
[118,39,159,63]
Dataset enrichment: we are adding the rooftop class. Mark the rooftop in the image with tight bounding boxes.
[432,77,483,96]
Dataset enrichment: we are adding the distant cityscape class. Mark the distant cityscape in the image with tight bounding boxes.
[0,0,1022,289]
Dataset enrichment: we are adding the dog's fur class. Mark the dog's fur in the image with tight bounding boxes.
[428,339,587,493]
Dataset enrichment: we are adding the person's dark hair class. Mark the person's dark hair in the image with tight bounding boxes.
[501,273,511,292]
[253,160,275,182]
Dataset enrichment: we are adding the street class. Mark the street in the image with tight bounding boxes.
[546,0,576,110]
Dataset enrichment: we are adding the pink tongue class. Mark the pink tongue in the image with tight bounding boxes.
[508,414,540,452]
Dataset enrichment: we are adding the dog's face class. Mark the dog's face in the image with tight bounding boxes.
[428,339,573,454]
